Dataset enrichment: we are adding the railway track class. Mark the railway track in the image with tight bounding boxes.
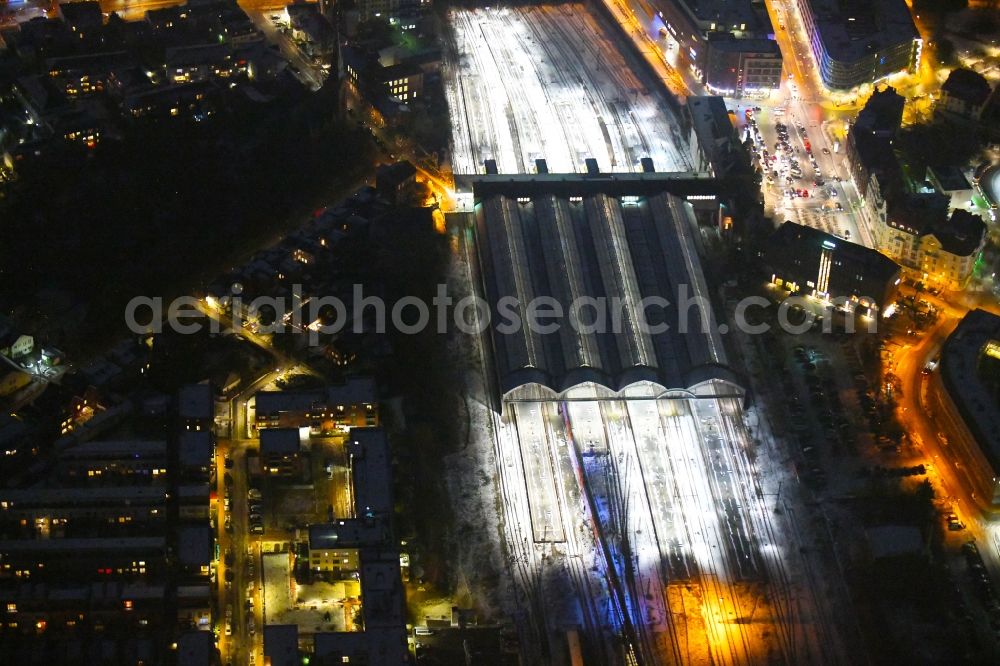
[443,6,692,175]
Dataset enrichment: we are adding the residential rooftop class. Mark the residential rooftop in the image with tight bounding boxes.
[0,485,168,505]
[0,537,166,553]
[58,439,166,460]
[940,309,1000,478]
[348,428,393,516]
[178,383,213,420]
[308,517,390,550]
[255,377,377,414]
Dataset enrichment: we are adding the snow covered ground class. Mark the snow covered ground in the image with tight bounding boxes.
[443,5,693,175]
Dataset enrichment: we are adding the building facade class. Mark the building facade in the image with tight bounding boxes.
[936,310,1000,506]
[254,378,378,435]
[704,36,783,97]
[650,0,781,95]
[880,198,986,290]
[762,221,900,316]
[795,0,920,90]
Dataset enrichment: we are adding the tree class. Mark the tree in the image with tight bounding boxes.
[935,38,956,66]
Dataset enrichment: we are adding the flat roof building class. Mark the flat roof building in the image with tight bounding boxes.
[264,624,300,666]
[649,0,778,92]
[259,427,302,476]
[703,36,783,98]
[936,309,1000,505]
[178,430,214,481]
[177,525,213,577]
[686,96,749,179]
[795,0,920,89]
[255,377,378,434]
[178,383,213,430]
[304,427,406,659]
[55,439,167,483]
[176,630,214,666]
[348,428,393,517]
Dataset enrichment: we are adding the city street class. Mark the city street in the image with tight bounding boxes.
[887,290,1000,582]
[214,440,264,666]
[245,10,326,91]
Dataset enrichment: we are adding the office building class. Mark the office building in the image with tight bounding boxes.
[651,0,779,93]
[704,35,783,97]
[762,221,900,316]
[795,0,920,89]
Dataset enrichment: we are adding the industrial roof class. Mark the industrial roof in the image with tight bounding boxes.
[473,173,740,401]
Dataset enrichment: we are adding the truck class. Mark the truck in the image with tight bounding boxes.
[224,605,233,636]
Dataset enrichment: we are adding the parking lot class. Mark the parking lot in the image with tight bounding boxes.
[738,104,863,242]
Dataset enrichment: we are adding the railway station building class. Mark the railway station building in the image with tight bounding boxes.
[466,167,744,407]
